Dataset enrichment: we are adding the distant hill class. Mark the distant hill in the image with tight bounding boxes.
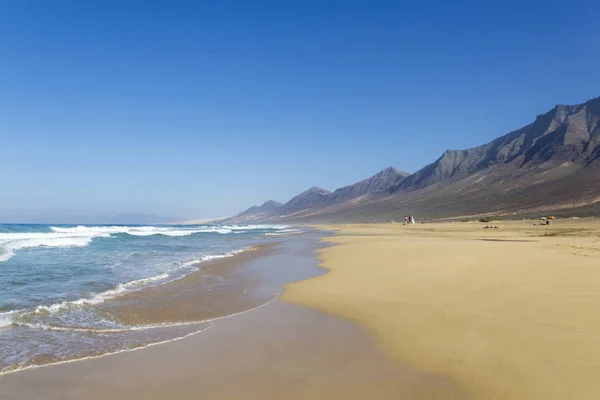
[326,167,408,203]
[220,200,282,224]
[225,96,600,223]
[277,187,331,216]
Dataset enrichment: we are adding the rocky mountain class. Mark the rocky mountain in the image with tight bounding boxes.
[226,96,600,223]
[223,200,282,223]
[392,97,600,192]
[277,187,331,216]
[326,167,408,202]
[249,200,282,213]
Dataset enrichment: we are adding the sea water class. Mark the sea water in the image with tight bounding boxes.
[0,224,298,373]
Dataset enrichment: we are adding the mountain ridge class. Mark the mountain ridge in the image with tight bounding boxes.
[223,96,600,223]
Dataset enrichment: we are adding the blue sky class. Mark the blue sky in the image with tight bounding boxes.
[1,0,599,222]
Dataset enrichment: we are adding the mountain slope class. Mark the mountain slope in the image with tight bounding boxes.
[393,97,600,192]
[227,96,600,223]
[222,200,282,223]
[326,167,408,203]
[277,187,331,216]
[223,168,410,223]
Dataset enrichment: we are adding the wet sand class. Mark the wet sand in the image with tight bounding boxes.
[283,219,600,399]
[0,244,281,374]
[99,244,278,325]
[0,301,463,400]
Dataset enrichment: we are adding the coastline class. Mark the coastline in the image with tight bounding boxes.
[282,220,600,399]
[97,243,278,326]
[0,229,466,400]
[0,243,278,375]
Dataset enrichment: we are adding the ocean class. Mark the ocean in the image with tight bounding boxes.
[0,223,301,374]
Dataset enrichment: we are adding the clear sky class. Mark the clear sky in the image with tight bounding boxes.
[1,0,599,222]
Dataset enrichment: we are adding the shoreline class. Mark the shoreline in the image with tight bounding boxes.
[282,220,600,399]
[0,296,284,378]
[0,301,465,400]
[0,228,466,400]
[1,243,279,375]
[98,243,279,326]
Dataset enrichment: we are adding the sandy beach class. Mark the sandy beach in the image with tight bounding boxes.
[0,301,463,400]
[283,219,600,399]
[2,220,599,399]
[0,230,463,399]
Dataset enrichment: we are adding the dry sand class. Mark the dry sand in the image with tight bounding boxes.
[282,219,600,399]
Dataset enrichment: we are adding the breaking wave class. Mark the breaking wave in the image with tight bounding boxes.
[0,225,288,262]
[2,246,251,331]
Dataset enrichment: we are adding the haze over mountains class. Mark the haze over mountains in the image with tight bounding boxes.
[223,96,600,223]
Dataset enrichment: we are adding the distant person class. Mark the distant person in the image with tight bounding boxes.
[404,216,408,225]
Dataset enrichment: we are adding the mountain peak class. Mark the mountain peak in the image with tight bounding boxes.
[374,167,409,178]
[229,199,282,220]
[260,200,282,209]
[304,186,331,195]
[277,186,332,214]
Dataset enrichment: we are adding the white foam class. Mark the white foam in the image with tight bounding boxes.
[122,273,169,288]
[49,224,292,237]
[180,247,250,268]
[0,230,113,262]
[0,310,19,329]
[0,225,293,262]
[0,225,248,263]
[265,228,302,236]
[0,323,214,375]
[50,225,231,237]
[0,234,98,262]
[1,293,281,376]
[31,274,168,315]
[222,224,290,230]
[29,246,251,316]
[278,228,301,233]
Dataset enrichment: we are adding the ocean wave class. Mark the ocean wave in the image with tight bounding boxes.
[179,247,249,268]
[0,310,19,329]
[21,247,250,319]
[0,224,285,262]
[50,225,231,237]
[0,234,98,262]
[278,228,301,233]
[1,292,281,376]
[265,228,302,236]
[31,272,172,314]
[17,319,206,333]
[15,290,279,335]
[222,224,290,230]
[0,323,214,376]
[122,273,169,288]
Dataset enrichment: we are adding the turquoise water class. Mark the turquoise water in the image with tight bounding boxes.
[0,224,297,373]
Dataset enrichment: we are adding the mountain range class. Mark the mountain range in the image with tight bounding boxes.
[222,96,600,223]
